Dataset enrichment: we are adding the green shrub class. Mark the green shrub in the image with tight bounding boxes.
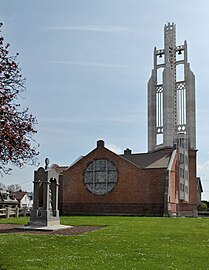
[199,201,208,211]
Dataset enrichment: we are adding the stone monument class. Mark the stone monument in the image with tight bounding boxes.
[30,158,60,227]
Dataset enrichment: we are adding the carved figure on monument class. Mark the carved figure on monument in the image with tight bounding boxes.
[38,181,43,208]
[48,185,53,214]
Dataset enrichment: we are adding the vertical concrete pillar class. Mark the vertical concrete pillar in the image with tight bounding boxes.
[148,70,157,151]
[163,66,175,147]
[186,64,196,149]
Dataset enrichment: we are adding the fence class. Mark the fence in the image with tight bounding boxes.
[0,207,29,218]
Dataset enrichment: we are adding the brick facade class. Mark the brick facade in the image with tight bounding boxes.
[57,140,198,216]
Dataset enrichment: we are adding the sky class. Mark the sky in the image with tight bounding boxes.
[1,0,209,199]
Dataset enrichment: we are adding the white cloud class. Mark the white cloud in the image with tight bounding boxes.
[49,60,128,69]
[44,25,140,34]
[106,144,122,154]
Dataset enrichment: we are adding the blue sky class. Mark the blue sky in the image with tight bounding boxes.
[1,1,209,199]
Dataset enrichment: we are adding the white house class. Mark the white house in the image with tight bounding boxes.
[12,192,33,208]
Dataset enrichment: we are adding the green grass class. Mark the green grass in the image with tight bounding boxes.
[0,216,209,269]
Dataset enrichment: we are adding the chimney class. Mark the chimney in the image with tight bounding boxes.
[97,140,105,148]
[124,148,132,155]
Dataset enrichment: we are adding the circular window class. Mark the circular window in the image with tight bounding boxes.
[84,159,117,195]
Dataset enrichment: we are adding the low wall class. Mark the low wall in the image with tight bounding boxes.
[61,203,165,216]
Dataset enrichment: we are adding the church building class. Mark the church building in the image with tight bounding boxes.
[52,23,201,217]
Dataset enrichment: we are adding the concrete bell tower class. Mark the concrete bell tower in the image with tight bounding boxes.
[148,23,196,201]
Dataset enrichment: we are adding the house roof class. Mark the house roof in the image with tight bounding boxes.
[0,190,18,204]
[120,148,173,169]
[11,191,27,201]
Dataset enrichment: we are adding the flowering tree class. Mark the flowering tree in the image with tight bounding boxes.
[0,23,39,175]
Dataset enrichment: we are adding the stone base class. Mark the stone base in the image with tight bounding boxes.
[30,216,61,227]
[18,224,73,231]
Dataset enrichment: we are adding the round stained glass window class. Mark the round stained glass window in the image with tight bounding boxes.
[84,159,117,195]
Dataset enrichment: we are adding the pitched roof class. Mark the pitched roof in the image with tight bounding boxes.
[120,148,173,169]
[0,190,18,204]
[11,191,27,200]
[51,142,174,172]
[66,156,84,170]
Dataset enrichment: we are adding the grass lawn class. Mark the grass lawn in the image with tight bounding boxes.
[0,216,209,270]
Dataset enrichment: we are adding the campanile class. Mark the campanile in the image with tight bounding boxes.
[148,23,196,201]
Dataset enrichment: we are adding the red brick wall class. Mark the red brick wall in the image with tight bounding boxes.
[60,143,167,216]
[188,149,197,205]
[58,143,198,216]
